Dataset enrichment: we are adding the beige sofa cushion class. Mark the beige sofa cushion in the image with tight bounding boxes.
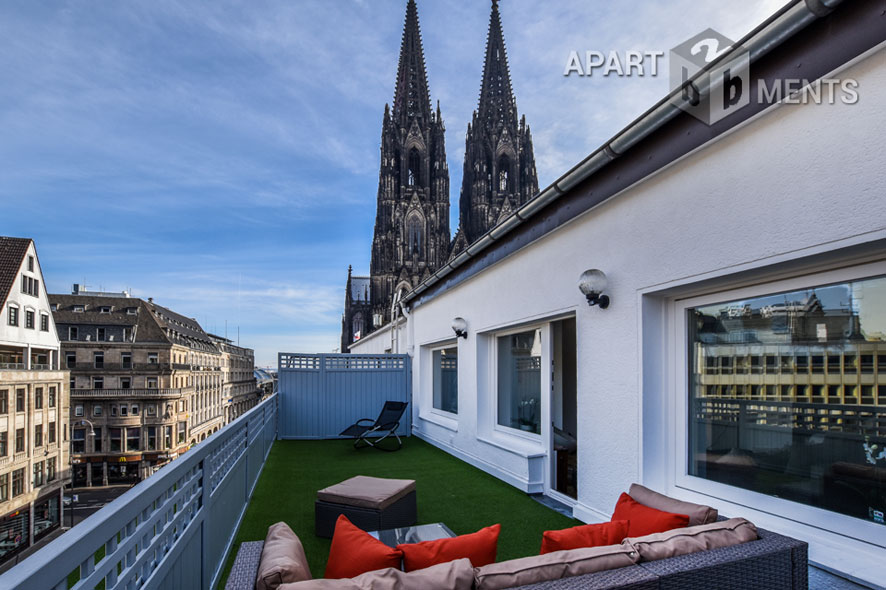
[279,558,474,590]
[629,484,718,526]
[317,476,416,510]
[473,544,638,590]
[256,522,312,590]
[623,517,758,562]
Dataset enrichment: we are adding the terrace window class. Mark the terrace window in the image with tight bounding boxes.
[497,328,542,434]
[684,272,886,538]
[432,346,458,414]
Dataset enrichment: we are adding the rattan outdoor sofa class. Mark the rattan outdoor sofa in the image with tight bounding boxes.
[224,523,808,590]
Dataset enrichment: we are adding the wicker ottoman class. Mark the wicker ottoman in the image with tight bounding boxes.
[315,475,417,538]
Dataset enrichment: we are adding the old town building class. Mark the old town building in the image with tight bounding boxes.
[0,237,69,564]
[50,288,228,485]
[208,334,261,424]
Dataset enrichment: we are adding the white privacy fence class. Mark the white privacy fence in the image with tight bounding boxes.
[1,394,277,590]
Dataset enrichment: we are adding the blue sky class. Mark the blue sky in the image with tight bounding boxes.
[0,0,784,366]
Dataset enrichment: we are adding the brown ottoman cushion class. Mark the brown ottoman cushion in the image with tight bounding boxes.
[317,476,416,510]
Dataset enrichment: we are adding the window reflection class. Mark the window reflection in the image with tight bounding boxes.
[498,329,542,434]
[689,276,886,526]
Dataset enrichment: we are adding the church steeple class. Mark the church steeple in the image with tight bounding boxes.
[393,0,432,126]
[366,0,450,332]
[477,0,517,132]
[457,0,538,245]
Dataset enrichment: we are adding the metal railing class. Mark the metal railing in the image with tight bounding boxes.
[1,394,277,590]
[71,388,192,399]
[0,363,26,370]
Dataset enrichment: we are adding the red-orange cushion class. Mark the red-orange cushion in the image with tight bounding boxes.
[540,520,631,554]
[611,492,689,537]
[397,524,500,572]
[324,515,403,579]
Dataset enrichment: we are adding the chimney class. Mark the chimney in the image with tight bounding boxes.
[72,283,80,294]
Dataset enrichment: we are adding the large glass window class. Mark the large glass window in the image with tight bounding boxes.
[688,275,886,527]
[497,328,542,434]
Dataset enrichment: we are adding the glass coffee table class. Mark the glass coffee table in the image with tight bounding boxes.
[368,522,456,547]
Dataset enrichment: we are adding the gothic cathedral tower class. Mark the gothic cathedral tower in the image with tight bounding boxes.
[369,0,450,330]
[456,0,538,247]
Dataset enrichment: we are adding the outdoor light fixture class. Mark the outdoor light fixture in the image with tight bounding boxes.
[578,269,610,308]
[451,317,468,339]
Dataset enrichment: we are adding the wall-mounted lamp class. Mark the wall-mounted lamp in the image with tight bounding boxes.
[578,269,610,309]
[451,317,468,339]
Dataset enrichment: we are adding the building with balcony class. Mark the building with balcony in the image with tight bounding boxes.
[0,237,69,565]
[208,334,262,424]
[50,289,228,485]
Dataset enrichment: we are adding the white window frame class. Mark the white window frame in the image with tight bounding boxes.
[490,323,550,443]
[668,260,886,550]
[419,339,459,432]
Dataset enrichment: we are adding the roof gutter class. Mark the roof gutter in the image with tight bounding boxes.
[402,0,842,307]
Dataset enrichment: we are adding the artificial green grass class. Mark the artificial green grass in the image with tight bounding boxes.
[217,437,577,587]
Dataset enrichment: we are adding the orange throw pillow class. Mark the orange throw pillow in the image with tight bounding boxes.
[611,492,689,537]
[397,524,500,572]
[540,520,630,554]
[324,515,403,579]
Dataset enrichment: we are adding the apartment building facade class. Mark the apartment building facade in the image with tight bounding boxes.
[50,290,226,485]
[208,335,261,425]
[0,237,69,565]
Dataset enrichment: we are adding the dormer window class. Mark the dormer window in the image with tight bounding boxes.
[73,305,85,313]
[50,303,58,312]
[99,306,112,314]
[126,307,138,315]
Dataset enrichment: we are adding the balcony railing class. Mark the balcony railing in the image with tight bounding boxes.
[2,394,277,590]
[0,362,26,370]
[71,388,192,399]
[67,362,184,371]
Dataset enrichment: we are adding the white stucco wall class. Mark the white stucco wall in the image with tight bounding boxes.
[354,45,886,583]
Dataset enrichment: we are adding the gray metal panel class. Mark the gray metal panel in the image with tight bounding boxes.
[277,354,411,440]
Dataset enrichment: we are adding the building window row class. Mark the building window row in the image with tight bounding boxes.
[20,274,39,297]
[0,386,57,415]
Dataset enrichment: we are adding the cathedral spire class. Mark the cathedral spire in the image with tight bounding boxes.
[392,0,431,125]
[477,0,517,130]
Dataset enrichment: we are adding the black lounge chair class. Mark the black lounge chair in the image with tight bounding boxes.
[339,401,408,451]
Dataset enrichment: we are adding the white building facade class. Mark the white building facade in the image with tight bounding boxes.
[0,237,69,565]
[353,3,885,586]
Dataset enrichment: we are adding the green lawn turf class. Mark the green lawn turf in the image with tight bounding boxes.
[216,437,577,587]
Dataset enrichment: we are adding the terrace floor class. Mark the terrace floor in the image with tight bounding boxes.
[217,437,875,589]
